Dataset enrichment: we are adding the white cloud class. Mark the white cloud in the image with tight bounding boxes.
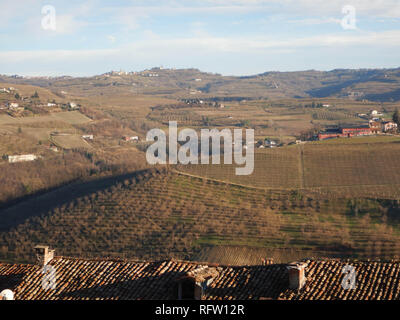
[1,28,398,64]
[0,49,118,64]
[54,14,89,34]
[184,0,400,18]
[107,35,116,43]
[288,17,342,26]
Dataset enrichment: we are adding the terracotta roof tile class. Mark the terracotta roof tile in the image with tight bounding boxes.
[1,257,400,300]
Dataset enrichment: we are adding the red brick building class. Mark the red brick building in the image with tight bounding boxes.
[318,126,372,140]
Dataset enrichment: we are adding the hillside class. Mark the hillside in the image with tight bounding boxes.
[177,136,400,199]
[1,69,400,267]
[2,67,400,102]
[1,168,399,265]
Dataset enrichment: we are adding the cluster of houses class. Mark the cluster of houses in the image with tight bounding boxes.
[318,109,398,141]
[318,122,398,140]
[255,139,279,149]
[0,101,78,112]
[0,87,16,94]
[0,102,21,110]
[181,99,224,109]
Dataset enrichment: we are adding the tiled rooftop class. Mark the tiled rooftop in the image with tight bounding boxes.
[1,256,400,300]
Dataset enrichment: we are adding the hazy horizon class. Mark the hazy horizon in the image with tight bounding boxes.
[2,65,400,79]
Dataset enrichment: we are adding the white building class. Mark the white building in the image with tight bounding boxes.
[9,102,19,109]
[265,139,277,148]
[8,154,38,163]
[82,135,94,140]
[371,110,383,117]
[123,136,139,142]
[382,121,398,133]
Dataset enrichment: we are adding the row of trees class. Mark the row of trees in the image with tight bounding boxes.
[392,108,400,130]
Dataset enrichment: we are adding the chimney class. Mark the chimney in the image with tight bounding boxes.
[34,245,54,266]
[176,266,220,300]
[287,262,307,290]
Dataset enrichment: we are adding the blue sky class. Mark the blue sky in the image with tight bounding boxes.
[0,0,399,76]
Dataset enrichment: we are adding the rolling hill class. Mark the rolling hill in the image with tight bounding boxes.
[2,67,400,102]
[1,166,399,265]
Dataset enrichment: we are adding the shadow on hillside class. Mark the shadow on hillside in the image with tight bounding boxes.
[0,168,161,232]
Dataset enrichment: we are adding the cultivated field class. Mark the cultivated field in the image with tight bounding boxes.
[177,136,400,199]
[51,134,93,150]
[0,111,91,126]
[1,169,399,264]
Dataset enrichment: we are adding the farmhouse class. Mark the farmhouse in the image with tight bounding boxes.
[318,125,372,140]
[368,119,398,133]
[265,139,278,148]
[123,136,139,142]
[8,102,19,109]
[370,110,383,117]
[1,246,400,300]
[8,154,38,163]
[68,102,78,109]
[382,121,398,133]
[369,120,382,134]
[82,134,94,140]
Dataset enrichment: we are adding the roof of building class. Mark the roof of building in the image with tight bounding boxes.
[340,125,371,130]
[2,256,400,300]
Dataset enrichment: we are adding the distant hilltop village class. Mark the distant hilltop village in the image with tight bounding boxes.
[100,67,220,78]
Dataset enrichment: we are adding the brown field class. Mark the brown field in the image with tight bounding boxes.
[177,148,301,189]
[0,111,91,126]
[177,136,400,199]
[1,73,400,266]
[0,82,66,103]
[51,134,93,150]
[1,169,399,264]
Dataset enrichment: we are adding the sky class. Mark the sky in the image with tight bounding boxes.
[0,0,399,76]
